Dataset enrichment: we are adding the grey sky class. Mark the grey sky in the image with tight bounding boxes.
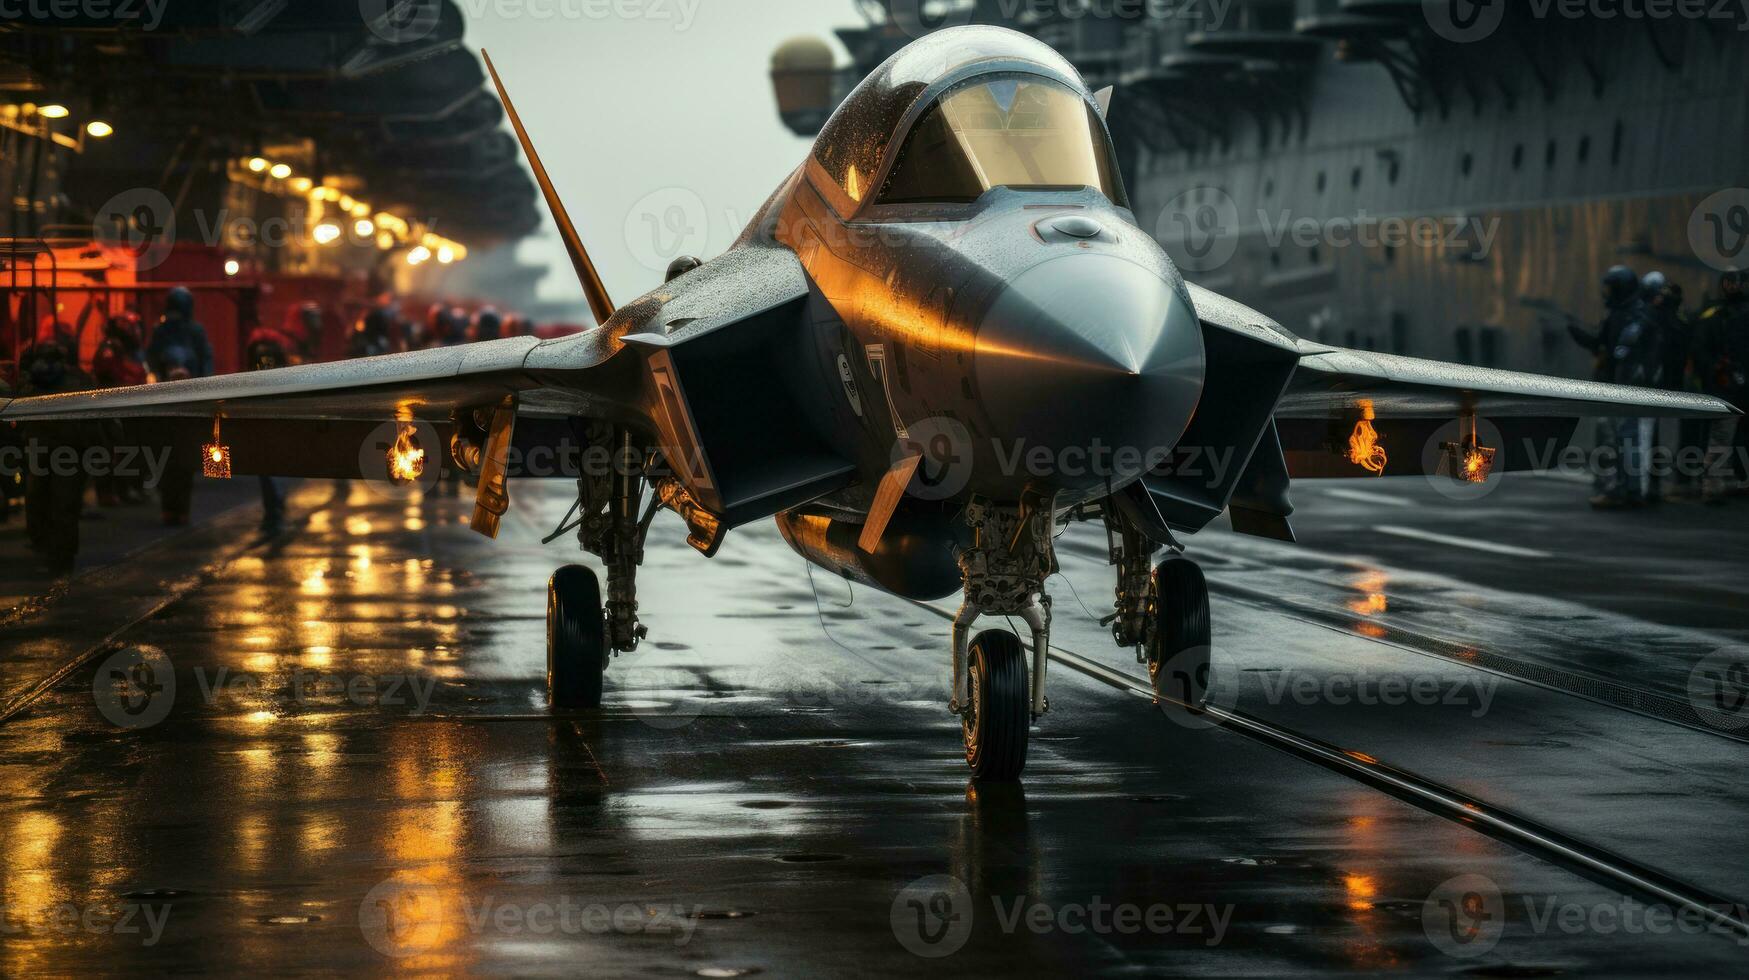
[464,0,861,314]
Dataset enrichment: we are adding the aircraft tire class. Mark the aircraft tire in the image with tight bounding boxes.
[964,628,1029,781]
[548,564,608,709]
[1147,558,1211,709]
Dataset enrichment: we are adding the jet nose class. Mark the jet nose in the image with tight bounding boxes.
[972,253,1205,497]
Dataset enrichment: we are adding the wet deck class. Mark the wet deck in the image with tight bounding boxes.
[2,475,1746,976]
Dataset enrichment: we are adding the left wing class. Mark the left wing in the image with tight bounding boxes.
[1277,344,1732,420]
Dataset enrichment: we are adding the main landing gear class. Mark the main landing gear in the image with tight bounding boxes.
[1106,509,1212,711]
[546,423,657,710]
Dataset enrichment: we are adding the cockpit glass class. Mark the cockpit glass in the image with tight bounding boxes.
[878,76,1124,207]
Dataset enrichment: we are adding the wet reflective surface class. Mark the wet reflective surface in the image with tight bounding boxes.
[2,475,1746,975]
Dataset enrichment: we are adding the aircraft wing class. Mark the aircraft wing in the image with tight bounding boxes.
[1269,343,1737,482]
[1275,344,1735,420]
[0,337,565,423]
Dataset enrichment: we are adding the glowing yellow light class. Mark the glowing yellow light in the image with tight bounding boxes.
[38,104,69,119]
[269,163,292,180]
[376,231,395,251]
[351,201,371,218]
[354,218,374,237]
[85,120,113,138]
[338,195,356,212]
[290,176,313,194]
[224,259,241,277]
[313,223,342,245]
[248,157,269,172]
[407,245,431,265]
[1346,400,1388,476]
[436,246,455,265]
[387,423,427,484]
[202,440,232,479]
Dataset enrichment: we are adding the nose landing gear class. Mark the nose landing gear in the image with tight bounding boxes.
[950,493,1056,781]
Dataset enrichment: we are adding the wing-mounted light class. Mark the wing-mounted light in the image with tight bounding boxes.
[202,416,232,479]
[1439,414,1497,484]
[1346,399,1388,476]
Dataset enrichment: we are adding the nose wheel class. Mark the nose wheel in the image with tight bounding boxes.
[963,629,1030,781]
[548,564,608,709]
[1146,557,1212,710]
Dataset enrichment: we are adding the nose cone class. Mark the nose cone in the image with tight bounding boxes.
[973,253,1205,496]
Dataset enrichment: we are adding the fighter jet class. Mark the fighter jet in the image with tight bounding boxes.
[3,27,1732,779]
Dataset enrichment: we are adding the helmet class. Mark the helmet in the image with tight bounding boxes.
[1641,270,1667,294]
[1602,265,1638,305]
[165,286,195,318]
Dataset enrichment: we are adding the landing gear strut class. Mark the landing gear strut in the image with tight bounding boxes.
[1106,509,1212,710]
[950,492,1056,781]
[545,422,658,710]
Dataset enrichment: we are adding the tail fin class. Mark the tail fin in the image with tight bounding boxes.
[482,49,617,326]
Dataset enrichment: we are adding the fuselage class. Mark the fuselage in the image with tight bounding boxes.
[750,26,1209,511]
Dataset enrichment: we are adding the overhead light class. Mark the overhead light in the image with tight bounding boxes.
[350,201,371,218]
[313,223,342,245]
[354,219,374,237]
[290,177,313,194]
[38,104,69,119]
[85,120,113,138]
[376,230,396,251]
[407,245,431,265]
[269,163,292,180]
[436,246,455,265]
[339,195,356,212]
[224,259,241,277]
[248,157,269,173]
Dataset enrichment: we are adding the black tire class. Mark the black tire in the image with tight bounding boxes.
[1147,558,1212,708]
[963,629,1030,781]
[548,564,608,710]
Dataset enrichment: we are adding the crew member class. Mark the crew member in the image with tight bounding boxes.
[145,287,215,526]
[1697,268,1748,503]
[91,312,149,507]
[16,338,103,576]
[1570,266,1646,507]
[244,304,318,536]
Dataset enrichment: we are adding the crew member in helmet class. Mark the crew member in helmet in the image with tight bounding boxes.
[1569,266,1649,508]
[145,286,214,525]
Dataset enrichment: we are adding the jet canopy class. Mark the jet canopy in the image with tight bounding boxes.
[877,75,1123,206]
[808,26,1122,214]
